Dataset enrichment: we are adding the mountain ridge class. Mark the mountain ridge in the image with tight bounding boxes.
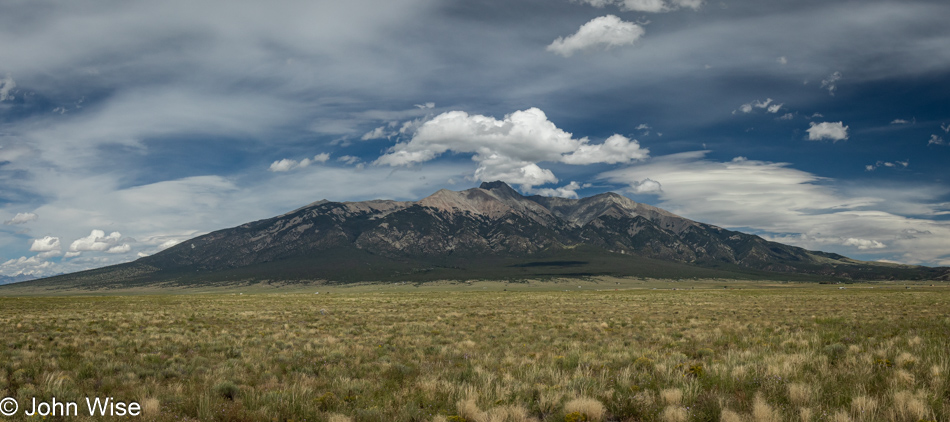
[8,181,947,290]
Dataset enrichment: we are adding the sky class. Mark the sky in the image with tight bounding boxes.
[1,0,949,278]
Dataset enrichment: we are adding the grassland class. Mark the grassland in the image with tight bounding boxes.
[1,280,949,421]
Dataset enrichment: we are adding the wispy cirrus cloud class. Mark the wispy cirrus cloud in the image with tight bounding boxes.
[601,151,950,264]
[0,74,15,102]
[574,0,703,13]
[735,98,783,114]
[865,160,909,171]
[4,212,37,225]
[821,71,842,96]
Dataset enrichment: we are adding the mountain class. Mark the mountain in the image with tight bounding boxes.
[12,182,948,289]
[0,274,38,285]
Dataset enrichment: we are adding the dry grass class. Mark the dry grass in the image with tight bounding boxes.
[721,408,745,422]
[0,284,948,421]
[659,388,683,406]
[142,397,161,415]
[787,382,812,407]
[563,397,605,422]
[751,394,781,422]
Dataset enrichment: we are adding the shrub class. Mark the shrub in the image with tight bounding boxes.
[823,343,847,364]
[564,411,589,422]
[213,381,240,400]
[317,392,339,411]
[686,363,705,378]
[633,356,654,369]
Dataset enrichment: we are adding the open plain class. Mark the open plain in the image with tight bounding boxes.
[1,280,948,421]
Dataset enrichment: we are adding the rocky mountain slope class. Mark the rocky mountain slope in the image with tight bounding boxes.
[14,181,948,289]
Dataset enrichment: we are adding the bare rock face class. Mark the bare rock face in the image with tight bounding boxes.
[418,184,557,226]
[32,181,947,287]
[529,191,690,230]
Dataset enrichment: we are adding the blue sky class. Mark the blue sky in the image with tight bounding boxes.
[1,0,949,278]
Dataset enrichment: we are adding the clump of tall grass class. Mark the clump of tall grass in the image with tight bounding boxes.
[751,394,781,422]
[660,405,687,422]
[563,397,605,422]
[787,382,812,406]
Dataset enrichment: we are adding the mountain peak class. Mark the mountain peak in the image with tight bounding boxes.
[479,180,520,196]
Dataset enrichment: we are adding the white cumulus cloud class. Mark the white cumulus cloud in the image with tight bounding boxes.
[106,244,132,254]
[0,256,53,277]
[547,15,644,57]
[375,107,649,190]
[530,181,591,199]
[4,212,38,225]
[561,134,649,164]
[807,121,849,142]
[268,159,298,172]
[268,154,330,172]
[473,154,557,188]
[928,134,946,146]
[30,236,61,252]
[37,250,62,259]
[843,238,886,250]
[69,230,122,252]
[630,178,663,194]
